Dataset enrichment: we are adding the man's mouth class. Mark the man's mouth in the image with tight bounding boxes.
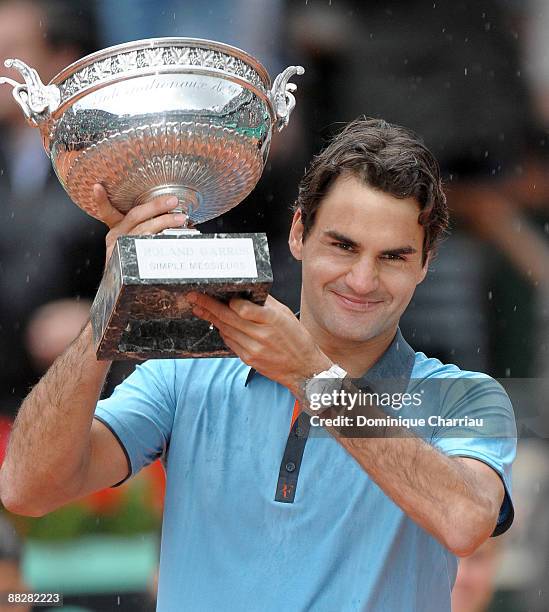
[330,290,385,312]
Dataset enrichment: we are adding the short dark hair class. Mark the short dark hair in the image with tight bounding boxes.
[294,118,449,264]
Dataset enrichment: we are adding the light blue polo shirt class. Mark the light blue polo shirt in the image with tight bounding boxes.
[94,330,516,611]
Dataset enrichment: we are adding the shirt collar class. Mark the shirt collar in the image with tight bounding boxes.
[359,328,416,394]
[245,327,415,394]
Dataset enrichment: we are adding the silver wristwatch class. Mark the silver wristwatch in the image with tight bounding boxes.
[304,363,348,409]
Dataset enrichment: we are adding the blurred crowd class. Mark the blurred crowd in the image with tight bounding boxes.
[1,0,549,610]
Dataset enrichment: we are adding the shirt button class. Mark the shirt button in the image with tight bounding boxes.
[285,461,296,473]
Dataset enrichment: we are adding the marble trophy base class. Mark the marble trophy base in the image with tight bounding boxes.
[90,233,272,360]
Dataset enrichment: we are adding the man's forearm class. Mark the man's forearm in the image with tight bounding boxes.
[332,429,498,555]
[0,322,110,515]
[304,382,502,556]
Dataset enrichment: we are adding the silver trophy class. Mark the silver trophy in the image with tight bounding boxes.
[0,38,303,359]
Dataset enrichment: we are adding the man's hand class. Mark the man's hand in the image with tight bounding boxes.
[188,293,331,397]
[92,184,188,266]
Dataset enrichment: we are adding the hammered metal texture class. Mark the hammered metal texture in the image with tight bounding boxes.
[62,121,263,224]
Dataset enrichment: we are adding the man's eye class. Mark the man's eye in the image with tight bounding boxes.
[382,253,405,261]
[332,242,354,251]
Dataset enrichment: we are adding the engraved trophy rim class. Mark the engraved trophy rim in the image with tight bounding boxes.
[50,36,272,88]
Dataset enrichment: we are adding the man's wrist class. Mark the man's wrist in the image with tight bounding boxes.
[301,361,348,416]
[289,351,333,403]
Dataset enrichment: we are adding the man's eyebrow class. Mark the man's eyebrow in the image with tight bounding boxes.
[324,230,360,248]
[382,246,418,256]
[323,231,418,256]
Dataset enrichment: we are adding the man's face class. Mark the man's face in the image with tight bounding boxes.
[289,173,429,347]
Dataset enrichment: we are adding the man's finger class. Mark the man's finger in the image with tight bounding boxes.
[189,293,236,323]
[192,303,222,328]
[218,332,251,364]
[92,184,124,228]
[219,324,263,357]
[221,334,253,365]
[115,195,180,235]
[131,212,187,235]
[193,304,257,347]
[228,297,269,323]
[191,293,261,335]
[204,317,261,365]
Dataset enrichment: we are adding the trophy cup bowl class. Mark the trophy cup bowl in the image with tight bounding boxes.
[1,38,303,359]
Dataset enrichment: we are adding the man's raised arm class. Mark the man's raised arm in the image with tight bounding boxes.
[0,187,187,516]
[0,322,121,516]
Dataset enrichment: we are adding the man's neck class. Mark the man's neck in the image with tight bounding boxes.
[300,310,397,378]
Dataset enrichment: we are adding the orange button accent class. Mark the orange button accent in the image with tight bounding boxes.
[290,399,300,428]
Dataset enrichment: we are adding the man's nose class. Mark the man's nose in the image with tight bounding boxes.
[344,257,380,295]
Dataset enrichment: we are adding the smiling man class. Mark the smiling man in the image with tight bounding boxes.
[0,118,516,612]
[293,174,428,350]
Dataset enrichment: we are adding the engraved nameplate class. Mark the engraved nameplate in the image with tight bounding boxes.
[134,237,258,279]
[75,74,244,115]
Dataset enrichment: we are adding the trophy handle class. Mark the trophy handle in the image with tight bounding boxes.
[270,65,305,132]
[0,59,60,127]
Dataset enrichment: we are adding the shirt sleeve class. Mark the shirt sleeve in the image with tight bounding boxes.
[94,359,178,482]
[430,375,517,536]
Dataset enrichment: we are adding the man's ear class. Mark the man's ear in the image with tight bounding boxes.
[289,209,304,261]
[417,251,431,285]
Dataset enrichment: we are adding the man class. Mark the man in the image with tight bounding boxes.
[0,119,516,611]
